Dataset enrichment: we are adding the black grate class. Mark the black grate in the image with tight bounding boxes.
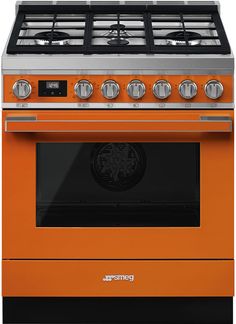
[7,4,231,54]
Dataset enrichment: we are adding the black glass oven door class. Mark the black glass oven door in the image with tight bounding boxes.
[36,142,200,227]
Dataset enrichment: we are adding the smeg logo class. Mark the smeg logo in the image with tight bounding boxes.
[102,274,135,282]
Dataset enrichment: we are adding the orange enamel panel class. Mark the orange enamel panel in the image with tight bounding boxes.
[4,74,233,103]
[2,260,234,297]
[5,119,232,133]
[2,110,234,259]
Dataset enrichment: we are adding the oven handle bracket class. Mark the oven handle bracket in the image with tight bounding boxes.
[4,116,232,133]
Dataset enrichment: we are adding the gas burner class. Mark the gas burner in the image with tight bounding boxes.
[103,23,132,46]
[166,31,202,46]
[34,31,70,46]
[7,5,231,54]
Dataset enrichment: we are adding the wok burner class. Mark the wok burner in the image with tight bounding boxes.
[166,31,202,46]
[34,31,70,46]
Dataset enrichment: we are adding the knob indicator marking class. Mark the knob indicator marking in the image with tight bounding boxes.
[205,80,224,99]
[101,80,120,99]
[74,80,93,99]
[13,80,32,99]
[179,80,198,100]
[153,80,172,99]
[127,80,146,99]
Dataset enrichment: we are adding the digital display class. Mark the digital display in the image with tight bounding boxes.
[38,80,67,97]
[46,81,60,89]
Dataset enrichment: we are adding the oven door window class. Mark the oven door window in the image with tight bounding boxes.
[36,143,200,227]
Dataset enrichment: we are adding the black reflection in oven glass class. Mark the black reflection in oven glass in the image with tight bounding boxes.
[91,143,146,191]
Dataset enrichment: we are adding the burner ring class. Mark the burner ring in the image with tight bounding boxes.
[34,31,70,46]
[166,31,202,46]
[107,38,129,46]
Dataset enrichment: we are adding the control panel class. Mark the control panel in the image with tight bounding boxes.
[4,75,233,107]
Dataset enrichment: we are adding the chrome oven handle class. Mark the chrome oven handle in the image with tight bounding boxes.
[4,116,232,133]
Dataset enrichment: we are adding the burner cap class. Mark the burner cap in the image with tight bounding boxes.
[103,23,131,46]
[110,24,126,30]
[166,31,202,46]
[34,31,70,46]
[107,38,129,46]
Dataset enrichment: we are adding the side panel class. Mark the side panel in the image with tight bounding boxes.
[2,260,234,297]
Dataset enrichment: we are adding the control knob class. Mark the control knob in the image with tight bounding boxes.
[127,80,146,99]
[13,79,32,99]
[179,80,198,99]
[205,80,224,99]
[101,80,120,99]
[153,80,172,99]
[74,80,93,99]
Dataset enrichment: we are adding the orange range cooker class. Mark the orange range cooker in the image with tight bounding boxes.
[2,1,234,324]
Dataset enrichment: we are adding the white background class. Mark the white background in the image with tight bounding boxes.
[0,0,235,323]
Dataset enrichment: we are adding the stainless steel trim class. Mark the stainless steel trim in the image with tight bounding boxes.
[17,1,220,6]
[12,79,32,100]
[74,80,94,99]
[101,80,120,100]
[6,116,36,121]
[15,1,22,14]
[179,80,198,100]
[127,80,146,99]
[5,117,231,123]
[2,102,234,109]
[2,69,234,75]
[2,55,234,72]
[200,116,231,121]
[153,80,172,100]
[204,80,224,100]
[5,116,232,133]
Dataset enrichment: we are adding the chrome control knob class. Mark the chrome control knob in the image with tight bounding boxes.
[74,80,93,99]
[13,79,32,99]
[101,80,120,99]
[205,80,224,99]
[179,80,198,99]
[153,80,172,99]
[127,80,146,99]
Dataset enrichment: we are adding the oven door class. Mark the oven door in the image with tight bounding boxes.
[2,110,234,259]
